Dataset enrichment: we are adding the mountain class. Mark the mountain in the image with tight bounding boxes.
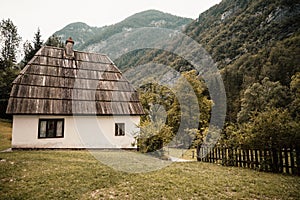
[185,0,300,70]
[52,1,300,124]
[183,0,300,121]
[112,0,300,123]
[53,10,192,50]
[54,22,101,49]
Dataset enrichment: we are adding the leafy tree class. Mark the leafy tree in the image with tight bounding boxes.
[168,70,211,147]
[137,70,211,151]
[290,72,300,120]
[0,18,21,69]
[137,119,173,154]
[237,77,290,123]
[221,108,300,149]
[135,102,173,155]
[243,109,299,148]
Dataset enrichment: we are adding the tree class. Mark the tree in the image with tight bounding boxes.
[22,28,43,66]
[137,119,173,155]
[33,28,43,50]
[243,108,299,148]
[0,18,21,69]
[0,19,20,119]
[168,70,211,147]
[22,40,34,66]
[45,34,64,48]
[237,77,290,123]
[290,72,300,120]
[137,70,212,151]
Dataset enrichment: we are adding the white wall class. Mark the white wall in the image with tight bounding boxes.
[12,115,140,149]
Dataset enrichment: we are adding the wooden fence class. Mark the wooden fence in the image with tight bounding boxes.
[197,145,300,175]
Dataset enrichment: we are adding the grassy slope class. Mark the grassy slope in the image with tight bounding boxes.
[0,121,299,199]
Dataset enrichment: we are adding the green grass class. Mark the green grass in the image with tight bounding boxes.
[0,120,12,151]
[1,120,300,199]
[1,150,300,199]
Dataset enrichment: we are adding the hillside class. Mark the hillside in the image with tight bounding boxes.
[53,10,192,51]
[184,0,300,121]
[47,1,300,148]
[186,0,299,69]
[54,22,101,49]
[112,0,300,123]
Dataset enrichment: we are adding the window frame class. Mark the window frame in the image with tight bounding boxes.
[38,118,65,139]
[115,123,125,136]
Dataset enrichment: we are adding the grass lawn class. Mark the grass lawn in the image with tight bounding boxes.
[0,120,12,151]
[1,121,300,199]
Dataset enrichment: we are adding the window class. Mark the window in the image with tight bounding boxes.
[38,119,64,138]
[115,123,125,136]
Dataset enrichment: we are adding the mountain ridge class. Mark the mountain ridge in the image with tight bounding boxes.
[53,9,193,50]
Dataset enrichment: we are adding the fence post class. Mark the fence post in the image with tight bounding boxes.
[250,149,254,169]
[235,148,238,167]
[258,149,262,171]
[271,147,279,173]
[291,147,295,175]
[246,149,250,168]
[238,148,242,167]
[284,147,289,174]
[218,148,221,164]
[221,147,224,165]
[196,145,200,161]
[209,147,213,163]
[279,147,283,173]
[296,145,300,176]
[254,149,259,170]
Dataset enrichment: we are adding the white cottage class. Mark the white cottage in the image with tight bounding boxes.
[6,38,144,149]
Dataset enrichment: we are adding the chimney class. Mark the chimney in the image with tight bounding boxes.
[65,37,75,58]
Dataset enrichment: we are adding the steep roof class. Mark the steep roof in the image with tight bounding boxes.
[6,45,144,115]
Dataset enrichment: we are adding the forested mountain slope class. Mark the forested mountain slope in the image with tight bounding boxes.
[184,0,300,121]
[115,0,300,124]
[112,0,300,149]
[54,10,192,50]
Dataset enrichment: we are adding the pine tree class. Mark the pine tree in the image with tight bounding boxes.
[22,28,43,66]
[22,40,34,66]
[45,34,64,48]
[0,19,20,118]
[33,28,43,51]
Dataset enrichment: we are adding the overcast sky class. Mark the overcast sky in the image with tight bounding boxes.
[1,0,221,42]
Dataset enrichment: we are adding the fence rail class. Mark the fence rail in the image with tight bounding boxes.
[197,145,300,175]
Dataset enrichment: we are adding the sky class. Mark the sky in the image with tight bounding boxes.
[0,0,221,43]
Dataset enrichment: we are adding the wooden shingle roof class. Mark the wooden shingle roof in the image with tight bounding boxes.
[6,46,144,115]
